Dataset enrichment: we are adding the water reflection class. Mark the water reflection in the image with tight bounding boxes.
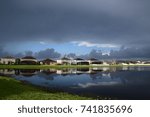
[1,66,150,76]
[0,69,16,75]
[0,66,150,99]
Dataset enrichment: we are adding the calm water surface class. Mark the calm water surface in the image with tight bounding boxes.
[0,66,150,99]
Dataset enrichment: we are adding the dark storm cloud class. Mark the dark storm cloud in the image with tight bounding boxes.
[0,0,150,46]
[0,47,61,59]
[1,46,150,59]
[109,46,150,59]
[66,50,108,59]
[34,48,61,59]
[25,51,33,56]
[67,46,150,59]
[0,0,150,59]
[0,46,10,57]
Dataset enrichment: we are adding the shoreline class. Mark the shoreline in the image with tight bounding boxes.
[0,76,93,100]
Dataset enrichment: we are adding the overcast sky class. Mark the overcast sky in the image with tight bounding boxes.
[0,0,150,59]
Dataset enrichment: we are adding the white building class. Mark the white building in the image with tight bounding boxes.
[57,57,71,65]
[88,58,104,65]
[72,58,89,65]
[20,56,38,65]
[71,58,81,65]
[0,56,16,64]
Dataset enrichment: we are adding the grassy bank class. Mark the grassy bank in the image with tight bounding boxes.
[0,76,92,100]
[0,65,93,69]
[0,64,150,69]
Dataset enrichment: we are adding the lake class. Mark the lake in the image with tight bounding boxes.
[0,66,150,99]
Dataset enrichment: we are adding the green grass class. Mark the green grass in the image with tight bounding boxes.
[0,64,150,69]
[0,65,92,69]
[0,76,92,100]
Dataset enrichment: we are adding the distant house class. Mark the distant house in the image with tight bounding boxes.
[20,56,38,65]
[116,60,128,65]
[126,61,138,65]
[88,58,103,65]
[41,59,57,65]
[0,56,16,64]
[103,61,111,66]
[57,57,71,65]
[71,58,89,65]
[143,61,150,64]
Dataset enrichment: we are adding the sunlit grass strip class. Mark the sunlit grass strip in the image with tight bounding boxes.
[0,64,150,69]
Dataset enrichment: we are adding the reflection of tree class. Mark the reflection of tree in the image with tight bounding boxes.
[77,68,89,72]
[15,69,20,75]
[1,67,150,87]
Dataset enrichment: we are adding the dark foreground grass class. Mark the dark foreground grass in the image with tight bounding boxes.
[0,76,92,100]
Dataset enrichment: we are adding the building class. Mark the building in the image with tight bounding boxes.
[0,56,16,64]
[57,57,71,65]
[20,56,38,65]
[143,61,150,64]
[88,58,103,65]
[103,62,110,66]
[116,60,128,65]
[41,58,57,65]
[73,58,89,65]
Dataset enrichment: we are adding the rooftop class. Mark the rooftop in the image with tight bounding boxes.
[22,56,36,59]
[61,57,70,60]
[2,56,15,59]
[74,58,84,60]
[42,59,56,62]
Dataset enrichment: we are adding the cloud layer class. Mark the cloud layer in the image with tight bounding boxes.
[1,0,150,46]
[72,41,118,48]
[0,47,61,59]
[0,46,150,59]
[0,0,150,58]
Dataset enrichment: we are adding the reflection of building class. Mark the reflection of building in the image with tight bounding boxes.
[41,69,57,74]
[91,67,103,72]
[57,69,69,75]
[91,67,110,72]
[20,69,39,76]
[0,69,15,75]
[40,59,57,65]
[20,56,38,65]
[56,68,91,74]
[0,56,15,64]
[122,67,128,70]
